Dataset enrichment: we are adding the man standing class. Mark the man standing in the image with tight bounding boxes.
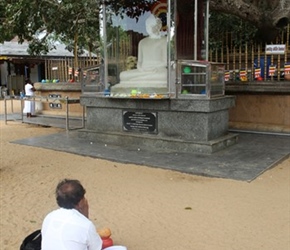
[23,78,36,118]
[41,179,103,250]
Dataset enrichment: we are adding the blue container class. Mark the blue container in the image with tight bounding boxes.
[104,88,110,96]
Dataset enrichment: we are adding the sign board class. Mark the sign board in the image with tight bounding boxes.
[265,44,285,55]
[123,111,157,133]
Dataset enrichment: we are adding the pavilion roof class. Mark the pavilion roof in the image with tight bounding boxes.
[0,40,97,58]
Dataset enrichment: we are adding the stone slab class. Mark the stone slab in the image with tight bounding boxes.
[11,130,290,182]
[78,129,238,154]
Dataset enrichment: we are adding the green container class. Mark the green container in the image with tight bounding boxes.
[183,66,191,73]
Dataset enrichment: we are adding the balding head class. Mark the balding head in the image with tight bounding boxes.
[55,179,86,209]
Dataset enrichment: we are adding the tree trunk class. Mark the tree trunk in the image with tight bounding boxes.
[210,0,290,42]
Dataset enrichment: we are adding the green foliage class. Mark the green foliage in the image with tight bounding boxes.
[0,1,13,41]
[1,0,287,56]
[1,0,101,56]
[106,26,130,44]
[105,0,153,18]
[209,11,258,49]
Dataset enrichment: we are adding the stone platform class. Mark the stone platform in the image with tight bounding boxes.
[79,96,238,154]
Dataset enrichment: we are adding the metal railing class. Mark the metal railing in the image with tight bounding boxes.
[3,95,85,131]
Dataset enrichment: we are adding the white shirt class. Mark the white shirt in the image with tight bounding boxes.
[25,83,34,96]
[41,208,102,250]
[23,83,35,114]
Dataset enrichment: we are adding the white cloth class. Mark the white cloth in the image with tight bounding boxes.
[41,208,102,250]
[23,83,35,114]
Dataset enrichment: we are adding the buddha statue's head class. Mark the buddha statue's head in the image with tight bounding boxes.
[145,14,162,38]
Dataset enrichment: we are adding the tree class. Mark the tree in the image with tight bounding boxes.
[208,11,259,48]
[0,0,14,42]
[106,0,290,42]
[1,0,101,77]
[1,0,289,53]
[209,0,290,42]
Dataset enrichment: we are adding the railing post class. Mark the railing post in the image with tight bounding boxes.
[21,98,24,122]
[66,96,69,131]
[4,97,7,125]
[82,105,85,128]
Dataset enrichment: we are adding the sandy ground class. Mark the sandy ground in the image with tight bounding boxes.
[0,100,290,250]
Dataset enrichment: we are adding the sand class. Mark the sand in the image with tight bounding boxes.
[0,100,289,250]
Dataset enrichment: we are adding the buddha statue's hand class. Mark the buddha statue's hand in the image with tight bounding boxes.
[137,65,158,72]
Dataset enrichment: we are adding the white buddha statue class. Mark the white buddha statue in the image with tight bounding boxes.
[112,14,168,93]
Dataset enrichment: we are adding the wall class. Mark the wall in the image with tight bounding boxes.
[229,94,290,133]
[34,82,83,117]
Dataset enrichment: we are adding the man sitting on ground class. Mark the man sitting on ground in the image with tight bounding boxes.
[41,179,103,250]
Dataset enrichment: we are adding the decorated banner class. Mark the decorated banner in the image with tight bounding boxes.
[224,71,230,81]
[268,65,276,76]
[284,63,290,75]
[239,69,246,77]
[254,68,261,78]
[239,69,247,81]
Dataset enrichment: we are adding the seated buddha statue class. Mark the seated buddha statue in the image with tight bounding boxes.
[114,14,168,90]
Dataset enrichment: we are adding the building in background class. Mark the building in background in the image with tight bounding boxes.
[0,38,99,95]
